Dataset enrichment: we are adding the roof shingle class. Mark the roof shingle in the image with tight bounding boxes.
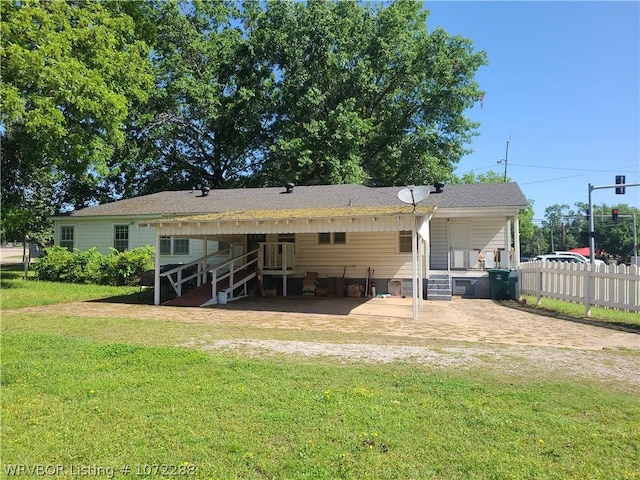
[60,183,529,218]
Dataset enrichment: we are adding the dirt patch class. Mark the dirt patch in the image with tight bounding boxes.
[8,297,639,387]
[189,339,639,387]
[12,297,639,351]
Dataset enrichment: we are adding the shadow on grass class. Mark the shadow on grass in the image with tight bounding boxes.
[501,299,640,334]
[89,289,158,305]
[1,263,30,287]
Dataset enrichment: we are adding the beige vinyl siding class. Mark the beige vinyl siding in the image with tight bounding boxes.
[429,217,508,270]
[294,231,414,279]
[429,219,448,269]
[471,218,510,268]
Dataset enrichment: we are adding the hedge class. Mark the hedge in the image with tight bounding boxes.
[33,246,155,286]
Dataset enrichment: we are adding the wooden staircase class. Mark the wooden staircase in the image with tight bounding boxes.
[164,269,256,307]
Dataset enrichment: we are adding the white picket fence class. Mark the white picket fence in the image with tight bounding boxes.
[518,261,640,314]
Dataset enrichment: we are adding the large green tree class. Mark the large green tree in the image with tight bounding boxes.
[116,0,275,195]
[258,0,486,187]
[1,0,153,240]
[2,0,487,242]
[122,0,486,193]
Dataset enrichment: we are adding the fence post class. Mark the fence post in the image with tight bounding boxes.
[584,264,591,317]
[536,262,542,305]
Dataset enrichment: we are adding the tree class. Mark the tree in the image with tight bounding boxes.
[2,0,487,234]
[258,0,486,187]
[537,202,639,260]
[116,0,276,194]
[1,0,154,239]
[455,170,506,184]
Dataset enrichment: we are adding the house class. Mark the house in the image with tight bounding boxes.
[50,182,529,315]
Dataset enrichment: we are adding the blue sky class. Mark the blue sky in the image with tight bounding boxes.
[425,1,639,220]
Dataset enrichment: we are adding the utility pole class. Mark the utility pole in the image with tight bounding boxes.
[497,135,511,182]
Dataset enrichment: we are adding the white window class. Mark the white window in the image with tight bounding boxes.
[173,238,190,255]
[114,225,129,252]
[160,236,190,256]
[60,226,74,251]
[399,230,413,253]
[318,232,347,245]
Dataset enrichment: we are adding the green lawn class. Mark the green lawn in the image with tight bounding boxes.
[0,265,146,310]
[2,266,639,479]
[521,294,640,331]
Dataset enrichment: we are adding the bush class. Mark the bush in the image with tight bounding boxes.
[34,246,155,286]
[101,246,155,286]
[32,246,76,282]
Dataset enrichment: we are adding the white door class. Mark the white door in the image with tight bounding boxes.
[449,223,469,269]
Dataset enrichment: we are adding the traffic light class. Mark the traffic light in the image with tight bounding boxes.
[612,208,619,221]
[615,175,625,194]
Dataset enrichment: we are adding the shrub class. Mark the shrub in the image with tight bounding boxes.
[72,248,106,283]
[34,246,155,286]
[32,246,76,282]
[101,246,155,286]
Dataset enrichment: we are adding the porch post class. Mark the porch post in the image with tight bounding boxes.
[411,216,419,320]
[513,214,521,269]
[418,216,431,307]
[154,233,161,305]
[504,217,511,268]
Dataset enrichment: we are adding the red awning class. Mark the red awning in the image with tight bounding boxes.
[569,247,591,256]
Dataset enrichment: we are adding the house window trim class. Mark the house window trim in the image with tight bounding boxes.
[160,236,191,256]
[113,225,130,252]
[398,230,413,254]
[317,232,348,245]
[59,225,75,251]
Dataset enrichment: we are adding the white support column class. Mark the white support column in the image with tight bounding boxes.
[154,233,161,305]
[412,216,419,320]
[417,215,431,308]
[513,213,521,269]
[504,217,511,268]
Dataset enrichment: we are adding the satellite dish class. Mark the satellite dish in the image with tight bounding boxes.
[397,185,430,212]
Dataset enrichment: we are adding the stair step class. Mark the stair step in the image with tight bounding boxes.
[427,273,452,301]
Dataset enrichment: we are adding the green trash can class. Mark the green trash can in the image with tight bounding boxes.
[487,268,511,300]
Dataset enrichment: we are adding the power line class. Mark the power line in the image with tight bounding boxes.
[519,171,600,185]
[509,162,638,173]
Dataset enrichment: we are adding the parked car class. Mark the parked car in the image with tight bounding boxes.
[535,253,605,266]
[551,251,606,266]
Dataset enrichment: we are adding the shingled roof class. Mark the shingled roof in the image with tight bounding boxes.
[59,183,528,218]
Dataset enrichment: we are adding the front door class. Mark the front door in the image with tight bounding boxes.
[449,223,469,269]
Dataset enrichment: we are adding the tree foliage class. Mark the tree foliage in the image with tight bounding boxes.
[259,0,486,187]
[2,0,487,239]
[111,0,486,194]
[1,0,154,239]
[526,202,639,261]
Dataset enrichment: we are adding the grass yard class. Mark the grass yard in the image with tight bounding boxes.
[521,294,640,331]
[2,266,639,479]
[3,333,639,480]
[0,265,145,310]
